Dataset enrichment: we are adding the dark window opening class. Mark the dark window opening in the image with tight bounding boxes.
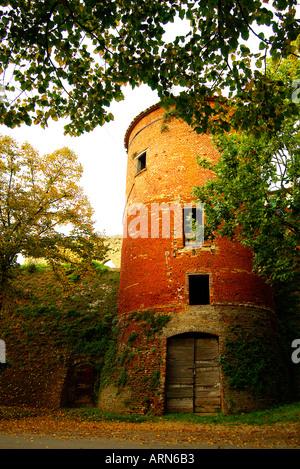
[183,207,204,247]
[189,274,210,305]
[136,152,146,173]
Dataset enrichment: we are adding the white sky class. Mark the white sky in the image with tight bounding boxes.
[1,85,159,236]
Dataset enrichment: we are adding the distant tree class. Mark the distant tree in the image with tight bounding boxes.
[0,0,299,136]
[0,135,107,306]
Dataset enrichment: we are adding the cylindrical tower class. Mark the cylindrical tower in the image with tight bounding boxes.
[98,103,280,416]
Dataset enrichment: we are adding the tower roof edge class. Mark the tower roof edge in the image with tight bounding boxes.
[124,102,161,150]
[124,95,222,150]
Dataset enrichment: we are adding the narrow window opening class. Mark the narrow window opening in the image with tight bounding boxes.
[189,274,210,305]
[183,207,204,247]
[136,152,146,173]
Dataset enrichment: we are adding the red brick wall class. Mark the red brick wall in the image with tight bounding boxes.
[119,104,274,315]
[98,104,278,416]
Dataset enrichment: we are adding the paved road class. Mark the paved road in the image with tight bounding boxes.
[0,433,226,449]
[0,416,298,450]
[0,433,152,449]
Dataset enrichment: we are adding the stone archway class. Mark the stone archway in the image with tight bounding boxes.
[165,332,221,414]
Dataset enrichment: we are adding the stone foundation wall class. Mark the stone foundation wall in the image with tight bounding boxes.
[98,303,280,415]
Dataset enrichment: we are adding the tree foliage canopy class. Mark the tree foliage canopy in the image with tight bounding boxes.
[195,118,299,283]
[194,51,299,284]
[0,135,107,290]
[0,0,299,135]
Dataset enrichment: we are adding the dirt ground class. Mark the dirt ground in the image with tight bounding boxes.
[0,414,299,449]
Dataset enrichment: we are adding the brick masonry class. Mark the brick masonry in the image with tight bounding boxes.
[98,103,279,415]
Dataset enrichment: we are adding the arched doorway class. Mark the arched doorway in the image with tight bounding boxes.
[63,363,95,407]
[165,333,221,414]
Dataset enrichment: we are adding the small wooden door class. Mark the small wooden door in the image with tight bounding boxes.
[194,337,221,413]
[165,334,221,414]
[73,364,94,407]
[165,337,195,413]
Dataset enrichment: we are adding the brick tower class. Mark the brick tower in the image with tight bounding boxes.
[98,102,279,415]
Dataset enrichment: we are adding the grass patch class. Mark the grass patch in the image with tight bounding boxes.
[0,407,46,420]
[60,401,300,426]
[0,402,299,425]
[19,262,49,274]
[162,401,300,425]
[60,407,149,423]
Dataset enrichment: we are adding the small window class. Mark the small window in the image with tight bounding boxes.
[136,152,146,173]
[189,274,210,305]
[183,206,204,247]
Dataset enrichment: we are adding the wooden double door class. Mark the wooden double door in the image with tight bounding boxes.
[165,334,221,414]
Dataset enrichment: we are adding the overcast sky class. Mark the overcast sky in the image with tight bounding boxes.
[1,84,159,236]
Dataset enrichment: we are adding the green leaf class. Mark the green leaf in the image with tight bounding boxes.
[0,0,297,136]
[241,26,249,41]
